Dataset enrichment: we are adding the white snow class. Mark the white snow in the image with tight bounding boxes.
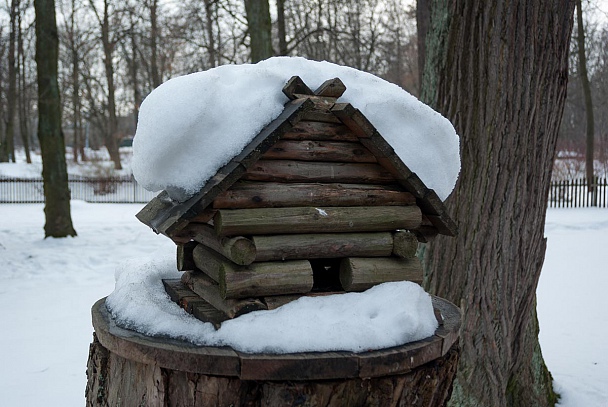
[1,201,607,406]
[106,261,437,353]
[132,57,460,201]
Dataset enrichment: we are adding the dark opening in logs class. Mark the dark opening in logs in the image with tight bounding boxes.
[310,259,343,292]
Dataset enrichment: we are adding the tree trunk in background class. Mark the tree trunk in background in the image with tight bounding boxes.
[3,0,19,163]
[203,0,217,67]
[416,0,430,91]
[244,0,273,63]
[70,0,84,163]
[575,0,595,201]
[96,0,122,170]
[35,0,77,238]
[18,8,32,164]
[419,1,574,406]
[276,0,287,56]
[149,0,161,88]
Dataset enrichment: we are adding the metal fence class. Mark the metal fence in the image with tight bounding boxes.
[0,176,158,203]
[548,177,608,208]
[2,176,607,207]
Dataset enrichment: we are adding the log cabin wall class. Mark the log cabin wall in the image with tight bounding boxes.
[172,94,428,324]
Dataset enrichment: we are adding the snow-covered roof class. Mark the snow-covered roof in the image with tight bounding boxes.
[131,57,460,202]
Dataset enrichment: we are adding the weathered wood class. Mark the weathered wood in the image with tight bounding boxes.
[330,103,377,138]
[414,225,439,243]
[181,270,266,318]
[238,351,360,381]
[176,241,197,271]
[282,120,358,141]
[220,260,313,299]
[215,206,422,236]
[192,245,314,299]
[162,279,228,327]
[339,256,423,291]
[242,160,396,184]
[192,244,237,281]
[252,232,393,261]
[213,182,415,209]
[185,224,256,265]
[262,140,377,163]
[314,78,347,98]
[301,110,342,123]
[282,76,314,100]
[392,230,419,258]
[88,303,460,406]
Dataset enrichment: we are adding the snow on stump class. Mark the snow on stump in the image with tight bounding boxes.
[86,65,462,406]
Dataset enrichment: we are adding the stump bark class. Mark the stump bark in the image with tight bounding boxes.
[86,298,460,407]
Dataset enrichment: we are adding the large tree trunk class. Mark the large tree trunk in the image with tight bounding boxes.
[244,0,273,63]
[35,0,77,238]
[419,1,574,406]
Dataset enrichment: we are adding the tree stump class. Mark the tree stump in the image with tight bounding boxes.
[86,297,460,407]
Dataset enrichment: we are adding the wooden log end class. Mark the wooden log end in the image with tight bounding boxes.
[314,78,347,99]
[283,76,314,100]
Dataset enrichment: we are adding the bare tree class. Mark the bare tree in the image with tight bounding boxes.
[88,0,122,169]
[34,0,76,237]
[17,3,32,163]
[2,0,19,163]
[575,0,596,199]
[420,0,574,405]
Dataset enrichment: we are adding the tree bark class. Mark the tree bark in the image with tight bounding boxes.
[575,0,595,200]
[91,0,122,170]
[419,1,574,406]
[35,0,77,238]
[276,0,287,56]
[17,5,31,164]
[244,0,273,63]
[2,0,19,163]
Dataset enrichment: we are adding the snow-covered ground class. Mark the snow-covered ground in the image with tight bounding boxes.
[0,203,606,406]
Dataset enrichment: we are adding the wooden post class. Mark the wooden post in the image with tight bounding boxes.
[392,230,419,258]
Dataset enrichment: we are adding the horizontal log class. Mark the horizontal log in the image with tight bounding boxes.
[301,110,342,123]
[193,245,313,299]
[281,121,358,142]
[187,224,255,265]
[392,230,419,259]
[261,140,376,163]
[241,160,396,184]
[339,257,423,292]
[193,244,238,282]
[181,271,266,318]
[213,182,415,209]
[162,279,228,327]
[252,232,393,261]
[221,260,313,299]
[215,206,422,236]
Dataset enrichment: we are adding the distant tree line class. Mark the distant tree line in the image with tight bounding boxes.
[0,0,418,169]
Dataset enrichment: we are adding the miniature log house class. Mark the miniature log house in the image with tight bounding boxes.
[136,76,458,327]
